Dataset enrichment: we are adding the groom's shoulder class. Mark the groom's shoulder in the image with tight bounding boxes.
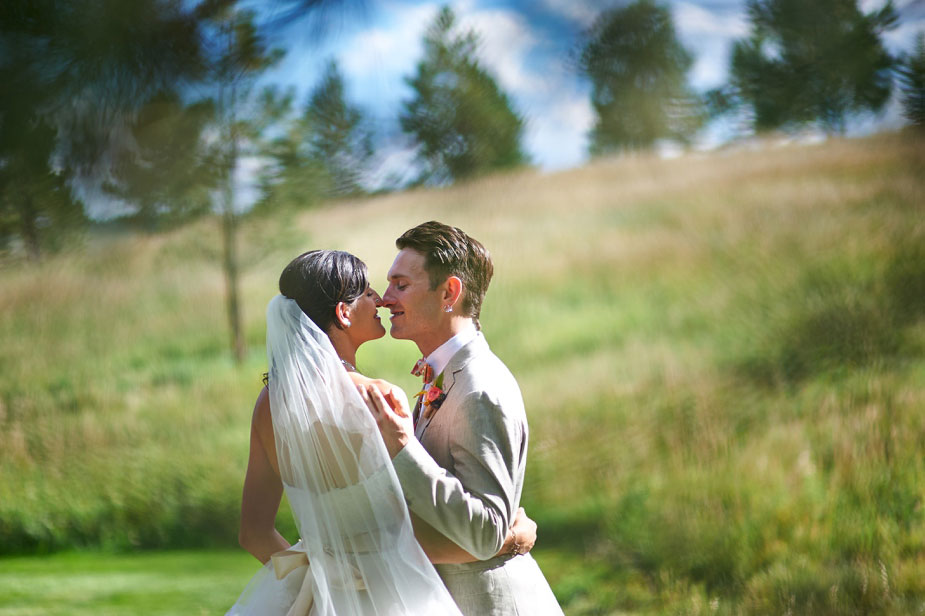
[468,345,515,381]
[453,340,522,406]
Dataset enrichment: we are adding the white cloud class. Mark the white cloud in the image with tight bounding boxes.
[454,5,591,170]
[538,0,600,28]
[232,156,264,213]
[461,8,545,95]
[339,3,434,79]
[674,1,748,38]
[884,18,925,54]
[524,94,594,170]
[365,143,421,189]
[860,0,892,12]
[674,1,749,90]
[335,2,439,111]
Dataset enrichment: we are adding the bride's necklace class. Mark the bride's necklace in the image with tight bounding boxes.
[340,359,357,372]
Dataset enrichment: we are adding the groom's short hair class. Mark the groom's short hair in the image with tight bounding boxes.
[396,221,493,324]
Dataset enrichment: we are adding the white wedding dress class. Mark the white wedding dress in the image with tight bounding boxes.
[227,296,463,616]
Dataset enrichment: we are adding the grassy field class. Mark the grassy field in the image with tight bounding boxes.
[0,550,255,615]
[1,131,923,614]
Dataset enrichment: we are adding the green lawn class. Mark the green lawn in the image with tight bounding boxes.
[0,550,257,615]
[0,549,576,615]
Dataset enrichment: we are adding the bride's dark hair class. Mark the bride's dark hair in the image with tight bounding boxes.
[278,249,369,333]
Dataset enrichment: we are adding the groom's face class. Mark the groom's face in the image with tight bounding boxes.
[382,248,444,344]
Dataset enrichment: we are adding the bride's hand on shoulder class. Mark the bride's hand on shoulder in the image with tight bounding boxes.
[348,373,410,418]
[358,383,414,458]
[377,380,410,418]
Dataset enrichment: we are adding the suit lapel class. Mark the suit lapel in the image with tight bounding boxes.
[415,333,489,439]
[442,333,488,395]
[411,395,423,429]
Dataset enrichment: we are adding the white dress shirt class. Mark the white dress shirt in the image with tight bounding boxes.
[424,323,478,382]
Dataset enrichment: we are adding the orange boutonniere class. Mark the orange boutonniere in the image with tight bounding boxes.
[415,372,447,419]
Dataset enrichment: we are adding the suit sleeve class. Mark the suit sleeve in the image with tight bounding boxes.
[391,391,523,560]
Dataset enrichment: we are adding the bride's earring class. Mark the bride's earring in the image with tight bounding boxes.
[336,302,351,328]
[443,305,453,313]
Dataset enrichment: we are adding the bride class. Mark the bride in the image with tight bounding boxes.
[228,250,534,615]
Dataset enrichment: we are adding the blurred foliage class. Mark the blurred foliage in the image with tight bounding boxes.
[400,5,528,185]
[736,240,925,385]
[897,32,925,128]
[301,60,375,198]
[730,0,898,133]
[102,93,217,232]
[252,86,329,213]
[0,0,208,171]
[2,0,920,261]
[0,0,364,253]
[0,117,86,261]
[0,0,206,258]
[256,60,374,211]
[579,0,703,154]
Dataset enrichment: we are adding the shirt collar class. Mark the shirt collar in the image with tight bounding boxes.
[426,323,478,378]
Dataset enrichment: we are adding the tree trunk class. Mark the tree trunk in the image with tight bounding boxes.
[17,193,42,262]
[221,192,245,363]
[220,48,246,364]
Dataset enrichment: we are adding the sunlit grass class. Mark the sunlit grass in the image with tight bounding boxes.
[0,550,256,615]
[1,131,923,613]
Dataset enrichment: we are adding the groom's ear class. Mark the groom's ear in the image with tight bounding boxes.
[442,276,463,308]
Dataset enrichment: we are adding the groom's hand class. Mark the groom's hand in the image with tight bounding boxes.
[502,507,537,557]
[359,384,414,458]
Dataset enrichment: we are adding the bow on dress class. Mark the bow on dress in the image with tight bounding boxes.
[270,542,368,616]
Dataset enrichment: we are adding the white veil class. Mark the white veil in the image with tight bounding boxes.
[229,295,462,616]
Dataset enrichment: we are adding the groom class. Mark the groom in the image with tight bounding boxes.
[371,221,561,614]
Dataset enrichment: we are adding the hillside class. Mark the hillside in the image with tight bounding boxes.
[1,131,923,614]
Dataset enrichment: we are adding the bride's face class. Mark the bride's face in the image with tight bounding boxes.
[348,285,386,344]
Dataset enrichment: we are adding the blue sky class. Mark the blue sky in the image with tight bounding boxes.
[260,0,925,183]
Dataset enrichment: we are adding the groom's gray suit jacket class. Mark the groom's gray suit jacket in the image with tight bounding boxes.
[393,333,558,615]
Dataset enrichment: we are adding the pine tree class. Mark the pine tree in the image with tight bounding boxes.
[0,118,84,260]
[400,6,526,184]
[302,60,373,197]
[204,5,282,363]
[252,86,326,211]
[580,0,702,154]
[730,0,897,133]
[104,93,216,231]
[254,61,374,210]
[897,33,925,128]
[0,0,205,256]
